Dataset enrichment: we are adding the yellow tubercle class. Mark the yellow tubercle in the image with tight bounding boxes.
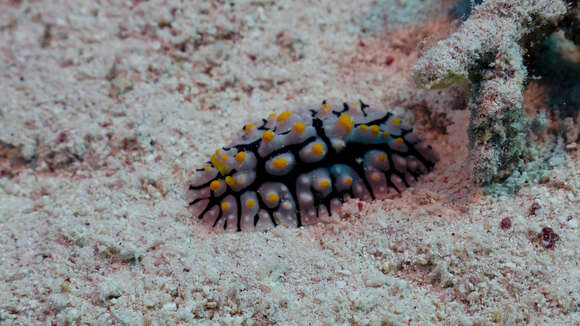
[209,180,222,191]
[262,130,275,142]
[395,137,404,145]
[246,199,255,208]
[344,177,353,186]
[268,113,276,120]
[319,180,330,189]
[293,122,306,134]
[382,131,391,138]
[378,153,387,163]
[225,176,237,187]
[277,111,292,121]
[320,103,332,111]
[311,143,324,155]
[359,124,368,131]
[267,192,279,203]
[204,165,212,172]
[210,155,228,175]
[392,118,401,126]
[220,202,229,211]
[272,157,287,169]
[337,113,354,133]
[244,124,254,132]
[220,154,228,162]
[235,151,246,163]
[370,125,380,136]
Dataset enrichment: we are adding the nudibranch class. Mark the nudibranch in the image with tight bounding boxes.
[187,100,437,231]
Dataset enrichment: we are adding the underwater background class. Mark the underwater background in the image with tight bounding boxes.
[0,0,578,324]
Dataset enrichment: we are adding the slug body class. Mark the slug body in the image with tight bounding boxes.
[187,100,437,231]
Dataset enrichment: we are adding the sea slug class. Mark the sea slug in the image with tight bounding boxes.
[187,100,437,231]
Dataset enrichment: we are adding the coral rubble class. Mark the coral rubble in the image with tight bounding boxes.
[412,0,576,185]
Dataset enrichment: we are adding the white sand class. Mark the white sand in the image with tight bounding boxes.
[1,0,578,324]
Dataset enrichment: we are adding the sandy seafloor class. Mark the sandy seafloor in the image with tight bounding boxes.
[0,0,578,325]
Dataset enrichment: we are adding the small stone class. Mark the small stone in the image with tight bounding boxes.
[500,217,512,229]
[380,261,392,274]
[540,227,559,249]
[530,202,541,216]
